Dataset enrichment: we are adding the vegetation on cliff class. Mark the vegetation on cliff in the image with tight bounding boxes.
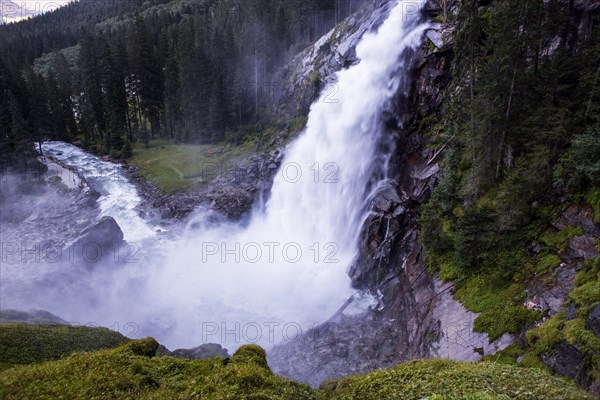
[419,0,599,390]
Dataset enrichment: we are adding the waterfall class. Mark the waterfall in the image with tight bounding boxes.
[137,0,429,349]
[8,0,429,351]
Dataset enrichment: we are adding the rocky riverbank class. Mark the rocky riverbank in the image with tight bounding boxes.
[120,148,284,222]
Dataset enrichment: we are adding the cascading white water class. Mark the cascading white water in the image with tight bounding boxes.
[128,0,430,349]
[42,141,159,242]
[3,0,429,351]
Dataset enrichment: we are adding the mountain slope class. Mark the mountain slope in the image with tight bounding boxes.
[0,0,72,24]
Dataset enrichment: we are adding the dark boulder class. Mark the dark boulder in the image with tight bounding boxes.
[67,216,124,265]
[84,189,101,208]
[543,342,592,387]
[588,304,600,337]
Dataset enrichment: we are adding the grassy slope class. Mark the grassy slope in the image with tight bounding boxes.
[129,138,255,194]
[127,116,308,195]
[0,325,593,399]
[0,323,129,371]
[0,338,593,400]
[0,341,316,400]
[320,358,594,400]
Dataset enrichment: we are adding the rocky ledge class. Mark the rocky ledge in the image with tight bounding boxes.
[122,149,284,221]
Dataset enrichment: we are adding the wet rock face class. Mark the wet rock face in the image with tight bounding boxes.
[349,185,405,289]
[272,1,396,120]
[198,150,284,220]
[589,304,600,337]
[543,343,593,388]
[268,313,410,388]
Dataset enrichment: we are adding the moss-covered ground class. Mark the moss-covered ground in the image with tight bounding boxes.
[0,339,315,400]
[128,117,308,195]
[320,359,593,399]
[0,325,594,399]
[0,323,130,371]
[129,138,255,194]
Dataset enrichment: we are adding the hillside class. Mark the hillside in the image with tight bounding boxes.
[0,326,593,399]
[0,0,367,171]
[0,0,72,24]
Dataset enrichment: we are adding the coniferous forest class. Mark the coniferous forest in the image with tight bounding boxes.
[0,0,365,169]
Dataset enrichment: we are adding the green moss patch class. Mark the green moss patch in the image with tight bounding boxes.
[534,253,561,275]
[130,138,255,194]
[539,226,584,253]
[320,359,593,399]
[0,323,129,371]
[454,275,542,341]
[0,342,315,400]
[524,259,600,381]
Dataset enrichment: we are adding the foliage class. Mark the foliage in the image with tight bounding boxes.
[525,259,600,381]
[320,359,593,400]
[0,0,364,162]
[0,342,316,400]
[555,127,600,192]
[0,323,129,371]
[0,338,594,400]
[420,0,600,344]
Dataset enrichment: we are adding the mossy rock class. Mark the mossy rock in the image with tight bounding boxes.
[524,259,600,383]
[123,337,159,357]
[229,344,270,370]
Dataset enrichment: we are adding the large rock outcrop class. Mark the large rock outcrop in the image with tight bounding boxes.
[125,149,284,220]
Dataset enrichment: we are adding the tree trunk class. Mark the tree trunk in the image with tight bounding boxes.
[254,51,260,116]
[495,64,518,179]
[443,0,448,22]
